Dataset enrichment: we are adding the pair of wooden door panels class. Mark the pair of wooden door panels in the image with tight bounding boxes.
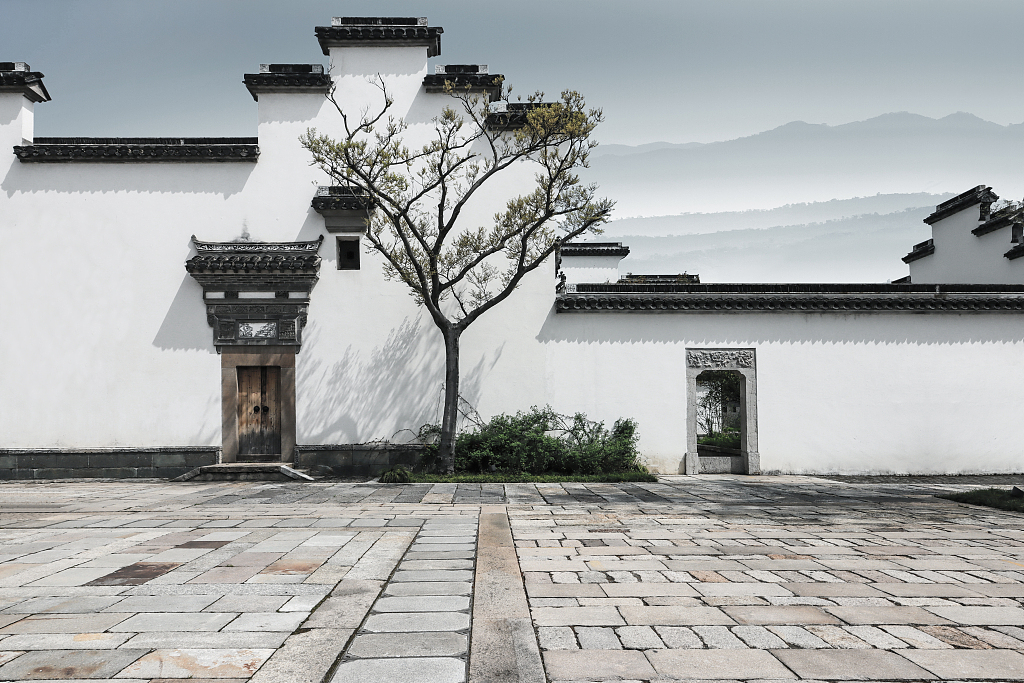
[237,366,281,459]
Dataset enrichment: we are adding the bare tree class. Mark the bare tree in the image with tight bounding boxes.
[301,78,614,472]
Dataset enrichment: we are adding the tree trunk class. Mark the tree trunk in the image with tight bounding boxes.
[438,329,461,474]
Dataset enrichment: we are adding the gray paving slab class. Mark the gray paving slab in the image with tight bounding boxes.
[363,611,470,632]
[117,647,276,678]
[825,605,951,624]
[899,647,1024,679]
[120,630,290,649]
[373,595,470,612]
[543,649,657,680]
[648,648,796,679]
[391,569,474,582]
[773,648,937,680]
[330,656,466,683]
[110,611,236,632]
[0,648,147,679]
[249,628,354,683]
[619,605,734,625]
[347,631,468,658]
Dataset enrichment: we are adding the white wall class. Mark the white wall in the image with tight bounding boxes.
[542,311,1024,474]
[910,204,1024,284]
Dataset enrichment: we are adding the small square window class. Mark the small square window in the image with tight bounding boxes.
[337,237,360,270]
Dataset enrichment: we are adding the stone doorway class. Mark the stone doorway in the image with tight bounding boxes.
[237,366,282,460]
[221,347,296,464]
[684,349,759,474]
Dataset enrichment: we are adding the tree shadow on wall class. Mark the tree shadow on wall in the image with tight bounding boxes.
[296,316,489,445]
[152,275,216,352]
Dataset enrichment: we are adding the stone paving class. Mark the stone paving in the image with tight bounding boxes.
[0,475,1020,681]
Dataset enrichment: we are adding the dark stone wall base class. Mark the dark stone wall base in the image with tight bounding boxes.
[0,448,220,480]
[296,444,428,478]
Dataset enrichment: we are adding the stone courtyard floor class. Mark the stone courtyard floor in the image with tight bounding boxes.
[0,476,1022,681]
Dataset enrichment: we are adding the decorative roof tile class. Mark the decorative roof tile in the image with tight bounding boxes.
[619,273,700,284]
[243,64,330,101]
[560,242,630,257]
[485,102,555,130]
[924,185,998,224]
[557,283,1024,313]
[973,206,1021,236]
[311,186,375,212]
[186,236,323,274]
[424,66,502,97]
[0,62,50,103]
[14,138,259,163]
[316,17,442,57]
[902,238,934,264]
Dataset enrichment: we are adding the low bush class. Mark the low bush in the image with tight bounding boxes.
[698,429,741,449]
[937,488,1024,513]
[379,465,412,484]
[409,472,657,483]
[421,406,647,476]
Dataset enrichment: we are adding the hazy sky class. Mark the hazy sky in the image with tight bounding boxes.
[5,0,1024,144]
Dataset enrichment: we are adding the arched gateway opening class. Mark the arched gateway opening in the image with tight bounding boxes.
[684,349,759,474]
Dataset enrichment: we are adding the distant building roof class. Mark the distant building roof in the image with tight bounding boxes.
[924,185,998,224]
[316,17,443,57]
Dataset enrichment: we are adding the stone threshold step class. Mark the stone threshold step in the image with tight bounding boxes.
[171,462,314,482]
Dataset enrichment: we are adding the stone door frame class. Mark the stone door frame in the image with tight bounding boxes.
[221,346,296,463]
[684,348,759,475]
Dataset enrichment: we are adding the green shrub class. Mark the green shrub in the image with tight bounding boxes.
[423,406,646,476]
[698,429,741,449]
[379,465,412,484]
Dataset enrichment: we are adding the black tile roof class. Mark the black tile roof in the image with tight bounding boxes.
[557,283,1024,313]
[14,138,259,163]
[423,73,503,97]
[902,238,934,264]
[924,185,998,225]
[0,62,50,103]
[311,186,375,212]
[619,273,700,284]
[973,207,1021,236]
[186,237,323,274]
[485,103,556,130]
[243,65,331,101]
[560,242,630,258]
[315,18,442,57]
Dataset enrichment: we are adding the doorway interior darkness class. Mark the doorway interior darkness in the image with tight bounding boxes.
[684,348,759,475]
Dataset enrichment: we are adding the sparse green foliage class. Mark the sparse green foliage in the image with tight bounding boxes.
[379,465,412,484]
[938,488,1024,513]
[420,406,645,476]
[301,76,614,473]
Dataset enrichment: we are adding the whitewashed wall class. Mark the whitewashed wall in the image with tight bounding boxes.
[3,40,1024,474]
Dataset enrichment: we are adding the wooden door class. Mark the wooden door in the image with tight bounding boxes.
[237,366,281,458]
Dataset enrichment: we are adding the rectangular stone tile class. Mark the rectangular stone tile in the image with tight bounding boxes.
[662,559,748,571]
[0,613,132,634]
[329,656,466,683]
[924,605,1024,625]
[206,595,289,612]
[544,649,657,680]
[86,562,181,586]
[601,583,698,598]
[619,606,734,626]
[189,566,262,583]
[106,595,219,612]
[786,582,885,597]
[0,648,148,679]
[774,648,936,680]
[723,605,841,625]
[969,583,1024,597]
[248,628,353,683]
[218,552,284,566]
[27,566,122,586]
[873,582,982,597]
[110,612,235,632]
[118,648,275,678]
[304,580,383,629]
[384,582,473,597]
[347,631,468,658]
[526,584,604,598]
[648,648,795,679]
[0,632,130,649]
[3,596,122,614]
[224,611,307,631]
[398,559,473,571]
[363,611,470,632]
[739,559,827,570]
[827,606,951,625]
[121,631,290,650]
[373,596,470,612]
[694,583,793,597]
[391,570,474,582]
[899,647,1024,679]
[533,606,625,627]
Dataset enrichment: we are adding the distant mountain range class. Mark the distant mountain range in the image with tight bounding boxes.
[617,204,939,284]
[586,112,1024,216]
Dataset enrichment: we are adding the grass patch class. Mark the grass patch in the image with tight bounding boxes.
[937,488,1024,513]
[402,471,658,484]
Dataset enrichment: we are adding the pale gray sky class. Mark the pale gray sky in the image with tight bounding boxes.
[5,0,1024,144]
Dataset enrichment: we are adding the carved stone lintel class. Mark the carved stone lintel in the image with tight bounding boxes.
[686,349,754,369]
